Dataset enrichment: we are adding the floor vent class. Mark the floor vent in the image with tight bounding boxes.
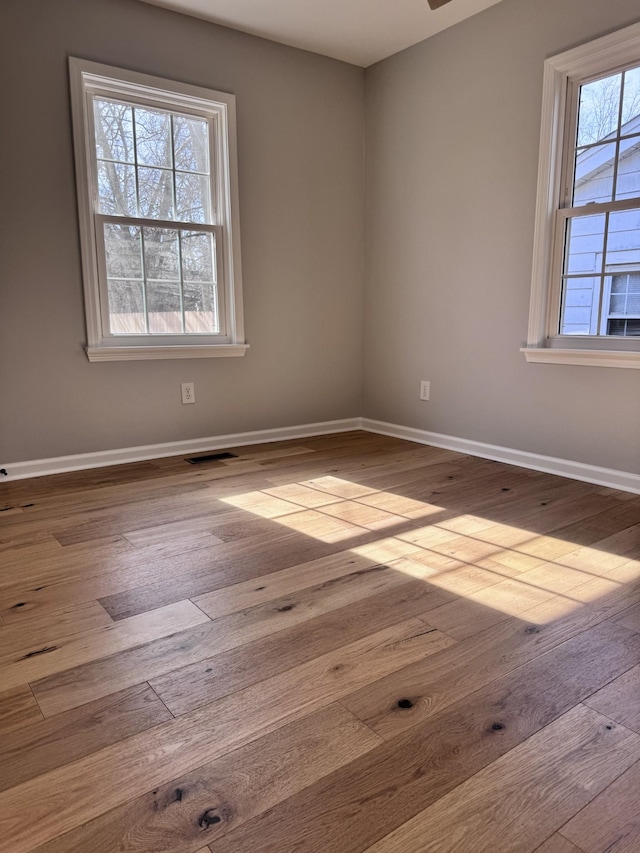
[185,452,238,464]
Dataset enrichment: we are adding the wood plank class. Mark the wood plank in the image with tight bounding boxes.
[446,574,557,616]
[0,537,62,565]
[560,759,640,852]
[0,527,304,621]
[0,684,172,793]
[0,600,112,659]
[341,579,640,741]
[361,706,640,853]
[123,517,224,548]
[0,529,218,605]
[0,620,452,853]
[482,500,640,562]
[535,837,585,853]
[196,563,416,631]
[584,662,640,733]
[0,685,43,736]
[97,526,399,621]
[153,581,450,715]
[259,507,365,543]
[355,489,444,519]
[614,600,640,633]
[416,595,512,640]
[192,544,421,619]
[316,499,409,530]
[32,703,381,853]
[208,619,640,853]
[390,466,596,519]
[151,581,453,716]
[0,536,134,590]
[388,551,508,596]
[261,482,344,508]
[0,600,208,692]
[32,569,448,717]
[0,482,217,545]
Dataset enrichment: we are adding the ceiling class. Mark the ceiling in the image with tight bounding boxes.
[138,0,506,67]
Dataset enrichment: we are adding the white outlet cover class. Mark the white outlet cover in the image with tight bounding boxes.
[181,382,195,404]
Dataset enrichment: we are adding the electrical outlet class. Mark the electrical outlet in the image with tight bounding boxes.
[181,382,195,405]
[419,380,430,401]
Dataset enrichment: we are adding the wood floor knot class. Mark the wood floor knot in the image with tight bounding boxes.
[491,722,505,731]
[198,808,222,829]
[397,698,414,709]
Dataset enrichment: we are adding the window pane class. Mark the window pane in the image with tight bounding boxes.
[621,66,640,128]
[94,100,134,163]
[608,318,640,336]
[134,108,172,168]
[147,280,183,333]
[564,214,605,274]
[143,227,179,280]
[97,162,137,216]
[577,73,621,147]
[138,167,174,219]
[173,116,209,173]
[181,232,217,333]
[560,276,599,334]
[184,282,218,333]
[573,142,616,205]
[176,172,210,223]
[605,208,640,266]
[107,279,146,334]
[609,272,640,314]
[615,134,640,199]
[181,231,215,282]
[103,224,142,279]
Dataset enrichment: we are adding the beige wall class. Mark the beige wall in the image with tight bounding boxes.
[363,0,640,475]
[0,0,364,462]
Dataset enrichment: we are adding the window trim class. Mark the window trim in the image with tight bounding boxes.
[523,22,640,369]
[69,57,247,361]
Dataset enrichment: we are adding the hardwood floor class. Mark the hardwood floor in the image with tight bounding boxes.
[0,431,638,853]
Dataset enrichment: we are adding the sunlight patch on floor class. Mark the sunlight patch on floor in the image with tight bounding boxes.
[221,478,640,624]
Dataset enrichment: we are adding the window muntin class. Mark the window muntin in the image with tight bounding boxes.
[70,59,246,360]
[607,271,640,335]
[557,64,640,339]
[99,224,218,336]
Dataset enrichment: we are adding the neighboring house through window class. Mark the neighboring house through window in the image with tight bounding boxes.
[523,23,640,368]
[69,59,247,361]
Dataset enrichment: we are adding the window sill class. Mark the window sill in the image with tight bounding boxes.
[521,347,640,369]
[86,344,249,362]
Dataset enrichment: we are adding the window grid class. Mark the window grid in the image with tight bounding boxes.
[93,97,218,337]
[558,62,640,338]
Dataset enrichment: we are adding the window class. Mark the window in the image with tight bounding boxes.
[69,59,247,361]
[523,23,640,368]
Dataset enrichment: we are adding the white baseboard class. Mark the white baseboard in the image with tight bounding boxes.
[0,418,361,481]
[361,418,640,495]
[3,416,638,495]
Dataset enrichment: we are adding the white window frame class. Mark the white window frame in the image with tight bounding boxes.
[69,58,247,361]
[522,23,640,369]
